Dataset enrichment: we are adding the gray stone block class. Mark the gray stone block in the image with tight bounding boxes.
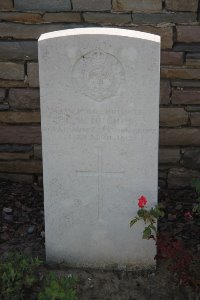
[27,63,39,87]
[14,0,71,11]
[159,148,180,164]
[43,12,81,23]
[181,148,200,170]
[165,0,198,12]
[160,108,188,127]
[160,80,170,105]
[83,12,131,24]
[0,80,27,88]
[0,23,85,40]
[113,0,162,12]
[0,89,6,101]
[0,41,38,61]
[72,0,111,11]
[0,104,9,111]
[0,144,32,153]
[8,88,40,110]
[34,145,42,159]
[0,126,41,144]
[132,12,196,24]
[168,168,200,188]
[0,0,13,10]
[0,173,33,183]
[0,62,24,80]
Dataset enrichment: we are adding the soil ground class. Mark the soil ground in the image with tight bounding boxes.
[0,179,199,300]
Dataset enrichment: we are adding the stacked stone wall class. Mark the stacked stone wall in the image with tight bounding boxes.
[0,0,200,188]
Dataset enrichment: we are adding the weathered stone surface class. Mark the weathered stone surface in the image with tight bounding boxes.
[172,80,200,88]
[0,12,42,23]
[43,12,81,23]
[132,25,173,49]
[113,0,162,12]
[166,0,198,12]
[83,12,132,24]
[0,0,13,10]
[160,128,200,146]
[72,0,111,11]
[190,112,200,126]
[159,167,168,178]
[8,89,40,110]
[132,12,196,24]
[14,0,71,11]
[168,168,200,188]
[27,63,39,87]
[160,108,188,127]
[0,104,9,111]
[0,23,76,40]
[0,144,32,152]
[39,28,160,266]
[186,59,200,67]
[185,106,200,112]
[0,41,38,61]
[186,53,200,59]
[173,43,200,53]
[0,62,24,80]
[172,89,200,104]
[158,179,167,188]
[159,148,180,164]
[161,51,184,66]
[0,126,41,144]
[0,112,41,124]
[38,176,43,186]
[186,53,200,66]
[0,80,27,88]
[0,173,33,183]
[0,160,42,174]
[181,148,200,170]
[0,89,6,101]
[161,67,200,80]
[160,80,171,105]
[158,167,168,187]
[34,145,42,159]
[0,152,32,160]
[177,26,200,43]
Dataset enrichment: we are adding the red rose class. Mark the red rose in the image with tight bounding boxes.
[138,195,147,208]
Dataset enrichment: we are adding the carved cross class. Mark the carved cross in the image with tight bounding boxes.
[76,147,124,219]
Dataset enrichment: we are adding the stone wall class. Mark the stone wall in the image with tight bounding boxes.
[0,0,200,189]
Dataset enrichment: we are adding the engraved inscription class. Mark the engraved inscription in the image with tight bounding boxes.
[43,107,157,141]
[72,50,124,102]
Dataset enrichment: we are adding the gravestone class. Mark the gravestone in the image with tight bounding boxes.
[38,28,160,269]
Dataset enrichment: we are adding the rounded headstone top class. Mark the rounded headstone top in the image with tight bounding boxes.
[38,27,160,43]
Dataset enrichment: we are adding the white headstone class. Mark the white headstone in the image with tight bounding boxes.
[38,28,160,269]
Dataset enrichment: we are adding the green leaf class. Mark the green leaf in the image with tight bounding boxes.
[153,206,165,218]
[191,179,200,194]
[150,224,157,233]
[142,226,152,239]
[137,209,146,218]
[193,203,200,213]
[193,204,199,212]
[24,275,36,287]
[38,272,77,300]
[130,217,140,227]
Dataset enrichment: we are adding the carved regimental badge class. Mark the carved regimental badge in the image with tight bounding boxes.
[72,50,124,102]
